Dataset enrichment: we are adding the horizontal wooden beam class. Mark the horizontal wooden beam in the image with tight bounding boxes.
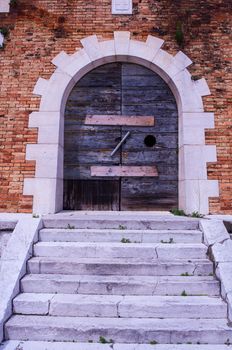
[91,166,158,177]
[85,115,155,126]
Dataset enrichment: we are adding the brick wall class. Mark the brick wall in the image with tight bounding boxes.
[0,0,231,213]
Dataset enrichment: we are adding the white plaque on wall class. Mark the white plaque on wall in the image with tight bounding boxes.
[112,0,132,14]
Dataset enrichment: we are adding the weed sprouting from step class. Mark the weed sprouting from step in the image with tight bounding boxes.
[121,238,131,243]
[161,238,174,244]
[225,339,231,345]
[170,208,187,216]
[119,224,127,230]
[150,340,158,345]
[208,272,214,276]
[191,211,204,218]
[181,290,187,296]
[181,272,193,277]
[15,343,24,350]
[99,336,114,344]
[67,224,75,229]
[170,208,204,218]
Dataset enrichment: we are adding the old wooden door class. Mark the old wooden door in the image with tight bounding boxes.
[64,63,178,211]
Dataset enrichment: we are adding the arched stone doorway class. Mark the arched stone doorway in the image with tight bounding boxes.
[24,31,218,214]
[64,62,178,211]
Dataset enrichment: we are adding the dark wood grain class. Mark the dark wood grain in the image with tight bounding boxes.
[63,180,120,210]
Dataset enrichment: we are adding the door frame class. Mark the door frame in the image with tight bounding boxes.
[24,31,218,214]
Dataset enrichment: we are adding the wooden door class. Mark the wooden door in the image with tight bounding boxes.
[64,63,178,211]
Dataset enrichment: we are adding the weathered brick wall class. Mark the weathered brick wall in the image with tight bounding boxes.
[0,0,231,213]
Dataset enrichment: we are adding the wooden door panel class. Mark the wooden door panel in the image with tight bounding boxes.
[121,150,178,164]
[64,151,120,165]
[122,88,175,103]
[120,63,178,211]
[121,178,178,211]
[64,128,121,150]
[64,165,120,180]
[63,180,119,210]
[64,63,122,210]
[121,131,178,151]
[122,103,178,115]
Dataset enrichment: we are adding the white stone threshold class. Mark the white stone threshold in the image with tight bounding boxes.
[1,341,232,350]
[0,215,42,342]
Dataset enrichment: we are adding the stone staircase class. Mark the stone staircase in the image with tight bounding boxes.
[3,214,232,349]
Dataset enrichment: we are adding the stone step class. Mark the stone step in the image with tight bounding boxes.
[5,315,232,344]
[42,214,199,230]
[39,229,203,243]
[13,293,227,318]
[2,342,232,350]
[33,242,207,260]
[21,274,220,296]
[28,257,213,276]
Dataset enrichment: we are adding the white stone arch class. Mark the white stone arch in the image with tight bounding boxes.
[24,31,219,214]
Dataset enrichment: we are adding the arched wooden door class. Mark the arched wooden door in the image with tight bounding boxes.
[64,63,178,211]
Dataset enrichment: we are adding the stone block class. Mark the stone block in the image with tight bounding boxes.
[33,78,49,96]
[216,262,232,299]
[179,112,215,146]
[81,35,102,61]
[226,292,232,322]
[13,293,54,315]
[114,31,130,56]
[39,70,74,112]
[99,40,116,58]
[179,145,217,181]
[146,35,164,52]
[174,51,192,69]
[52,51,71,70]
[60,49,92,79]
[0,33,4,47]
[172,70,204,113]
[153,49,174,71]
[179,179,219,215]
[193,78,211,96]
[200,219,229,246]
[212,240,232,263]
[129,40,157,62]
[112,0,132,15]
[0,0,10,13]
[26,144,63,179]
[23,178,63,214]
[29,111,63,145]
